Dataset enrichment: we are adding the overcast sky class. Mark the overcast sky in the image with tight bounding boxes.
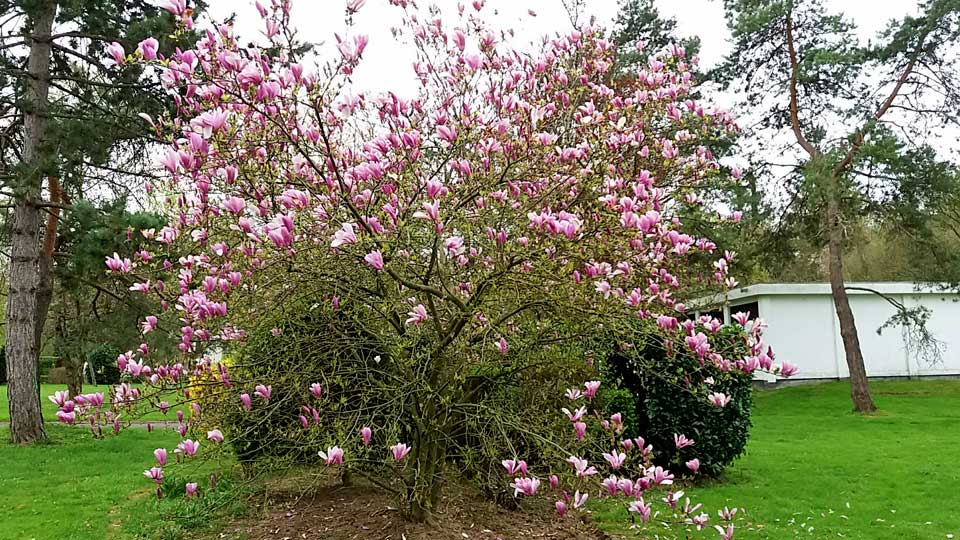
[204,0,922,105]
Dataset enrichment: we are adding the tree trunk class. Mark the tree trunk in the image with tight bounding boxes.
[6,1,57,444]
[408,440,444,523]
[406,411,448,523]
[826,190,877,413]
[56,306,82,399]
[65,356,83,399]
[35,176,62,357]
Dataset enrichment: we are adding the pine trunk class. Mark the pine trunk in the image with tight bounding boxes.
[826,192,877,413]
[35,176,62,357]
[6,1,57,444]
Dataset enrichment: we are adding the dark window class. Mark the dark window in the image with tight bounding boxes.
[730,301,759,319]
[703,309,724,321]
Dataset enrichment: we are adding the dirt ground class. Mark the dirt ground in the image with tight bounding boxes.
[221,484,611,540]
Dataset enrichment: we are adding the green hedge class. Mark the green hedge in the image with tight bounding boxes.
[604,325,753,476]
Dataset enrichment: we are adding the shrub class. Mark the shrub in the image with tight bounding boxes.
[604,325,754,476]
[64,0,801,527]
[199,299,394,468]
[87,344,122,385]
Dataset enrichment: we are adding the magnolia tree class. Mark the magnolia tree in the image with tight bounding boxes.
[51,0,795,532]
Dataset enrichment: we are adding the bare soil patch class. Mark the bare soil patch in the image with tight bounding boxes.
[223,483,611,540]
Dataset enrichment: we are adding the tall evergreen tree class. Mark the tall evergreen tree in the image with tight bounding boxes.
[714,0,960,412]
[0,0,195,443]
[613,1,780,288]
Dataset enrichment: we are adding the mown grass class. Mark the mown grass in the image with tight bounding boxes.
[593,379,960,539]
[0,426,181,540]
[3,380,958,540]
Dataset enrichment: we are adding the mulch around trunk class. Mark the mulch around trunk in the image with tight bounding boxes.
[222,484,612,540]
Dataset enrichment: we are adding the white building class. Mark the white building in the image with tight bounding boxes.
[696,282,960,381]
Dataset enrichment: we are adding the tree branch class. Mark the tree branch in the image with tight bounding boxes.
[785,13,820,159]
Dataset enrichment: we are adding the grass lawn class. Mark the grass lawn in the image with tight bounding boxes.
[2,380,958,540]
[0,426,180,540]
[0,384,185,423]
[594,379,960,539]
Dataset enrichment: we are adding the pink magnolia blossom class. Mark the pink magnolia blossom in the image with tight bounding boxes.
[715,524,735,540]
[649,466,675,485]
[779,362,799,377]
[157,0,186,15]
[601,475,619,496]
[510,476,540,497]
[708,392,732,407]
[555,500,567,516]
[154,448,168,466]
[674,433,695,449]
[360,426,372,445]
[106,42,125,65]
[562,406,586,422]
[176,439,200,457]
[363,250,385,270]
[207,429,224,443]
[141,315,158,334]
[48,390,69,407]
[686,458,701,473]
[501,459,527,476]
[240,393,252,411]
[144,467,163,484]
[573,421,587,440]
[330,223,357,248]
[583,380,601,400]
[690,513,710,530]
[609,413,623,432]
[223,196,246,215]
[319,446,344,465]
[566,456,597,477]
[185,482,199,497]
[254,384,272,402]
[390,443,412,461]
[105,253,131,273]
[663,490,684,509]
[602,450,626,469]
[405,304,429,326]
[628,498,651,522]
[137,38,159,60]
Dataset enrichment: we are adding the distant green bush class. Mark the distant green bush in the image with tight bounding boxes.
[87,344,122,385]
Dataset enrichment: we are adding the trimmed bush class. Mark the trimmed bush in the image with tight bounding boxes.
[604,325,753,476]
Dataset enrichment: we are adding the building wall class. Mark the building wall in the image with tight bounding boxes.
[903,294,960,376]
[745,292,960,380]
[750,295,838,380]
